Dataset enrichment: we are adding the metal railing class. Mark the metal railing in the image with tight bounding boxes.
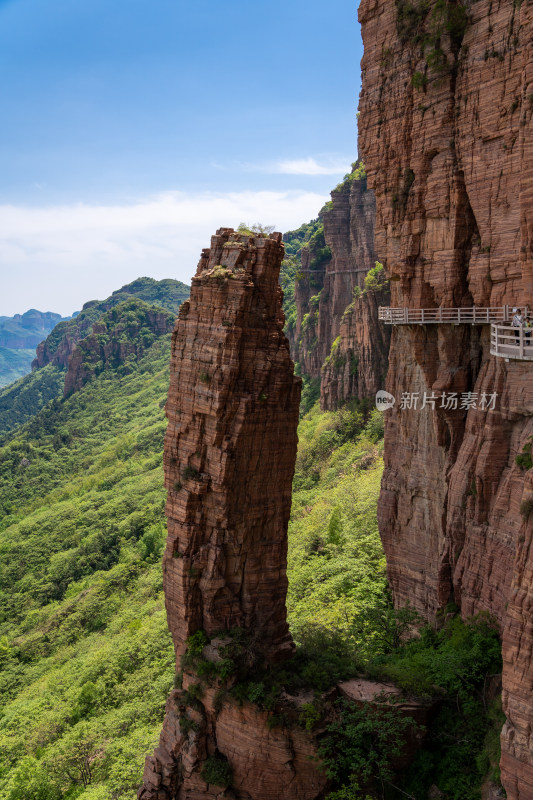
[378,306,511,325]
[490,324,533,361]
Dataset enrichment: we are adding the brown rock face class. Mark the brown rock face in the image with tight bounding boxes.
[358,0,533,796]
[288,172,385,403]
[163,229,300,662]
[139,229,327,800]
[320,285,391,410]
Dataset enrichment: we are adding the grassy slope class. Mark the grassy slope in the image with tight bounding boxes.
[0,338,174,800]
[0,330,385,799]
[0,365,66,443]
[288,404,386,641]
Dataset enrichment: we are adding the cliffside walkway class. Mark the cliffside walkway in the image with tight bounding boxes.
[490,324,533,361]
[378,306,533,361]
[378,306,510,325]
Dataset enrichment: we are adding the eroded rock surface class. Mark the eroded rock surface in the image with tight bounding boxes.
[358,0,533,796]
[288,171,389,407]
[138,229,328,800]
[320,285,391,410]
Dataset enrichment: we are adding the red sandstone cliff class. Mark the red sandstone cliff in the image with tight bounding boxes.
[358,0,533,796]
[139,229,328,800]
[320,283,391,410]
[287,169,389,408]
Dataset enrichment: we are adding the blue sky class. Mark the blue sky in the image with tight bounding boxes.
[0,0,363,315]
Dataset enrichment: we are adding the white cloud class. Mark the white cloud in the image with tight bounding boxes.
[0,189,328,316]
[272,157,349,176]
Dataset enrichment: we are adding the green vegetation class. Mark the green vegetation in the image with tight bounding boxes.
[32,277,187,369]
[396,0,469,91]
[0,364,65,441]
[515,437,532,471]
[281,217,330,335]
[374,615,503,800]
[0,278,189,442]
[323,336,346,372]
[295,366,321,417]
[363,262,388,293]
[236,222,275,236]
[64,299,175,395]
[0,271,505,800]
[315,610,503,799]
[337,262,389,334]
[395,0,430,44]
[0,335,174,800]
[411,70,427,90]
[200,754,232,788]
[320,699,417,796]
[288,403,386,644]
[332,161,367,194]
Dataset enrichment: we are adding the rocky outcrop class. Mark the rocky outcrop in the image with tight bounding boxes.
[63,300,174,396]
[33,277,189,371]
[358,0,533,796]
[139,229,330,800]
[287,170,387,405]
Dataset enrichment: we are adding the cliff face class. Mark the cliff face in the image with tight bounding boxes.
[320,284,391,410]
[288,172,389,406]
[139,229,327,800]
[286,221,331,378]
[358,0,533,796]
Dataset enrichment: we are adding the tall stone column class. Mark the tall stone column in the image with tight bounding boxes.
[139,230,326,800]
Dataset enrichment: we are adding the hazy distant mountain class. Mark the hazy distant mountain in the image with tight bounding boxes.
[0,309,70,388]
[0,309,66,349]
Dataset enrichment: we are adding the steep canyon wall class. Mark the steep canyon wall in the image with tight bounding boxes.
[358,0,533,796]
[287,173,390,407]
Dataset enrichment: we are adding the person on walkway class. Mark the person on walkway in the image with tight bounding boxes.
[524,314,532,347]
[512,308,523,343]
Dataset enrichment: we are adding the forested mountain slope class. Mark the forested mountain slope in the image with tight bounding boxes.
[0,298,387,799]
[0,278,189,441]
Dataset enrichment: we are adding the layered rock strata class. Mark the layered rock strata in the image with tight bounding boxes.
[288,171,388,407]
[358,0,533,796]
[139,229,329,800]
[320,285,391,410]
